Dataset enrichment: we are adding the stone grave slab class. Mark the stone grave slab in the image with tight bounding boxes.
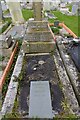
[29,81,53,118]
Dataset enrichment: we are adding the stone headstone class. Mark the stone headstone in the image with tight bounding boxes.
[72,4,78,15]
[33,0,42,21]
[5,0,24,24]
[54,21,59,27]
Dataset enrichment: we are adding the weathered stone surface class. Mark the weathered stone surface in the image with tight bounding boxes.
[22,41,56,53]
[27,21,49,31]
[25,32,53,42]
[27,27,49,33]
[2,48,12,57]
[2,35,12,48]
[1,50,24,117]
[6,1,24,24]
[54,49,80,115]
[22,21,55,53]
[59,28,69,36]
[5,24,26,39]
[33,1,42,21]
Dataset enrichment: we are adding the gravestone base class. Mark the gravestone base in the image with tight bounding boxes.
[22,41,56,53]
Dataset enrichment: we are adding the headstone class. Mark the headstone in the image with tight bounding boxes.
[5,0,24,24]
[72,4,78,15]
[33,0,42,21]
[29,81,53,118]
[54,21,59,27]
[1,1,8,11]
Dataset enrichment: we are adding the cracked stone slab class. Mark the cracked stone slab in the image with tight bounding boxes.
[54,49,80,115]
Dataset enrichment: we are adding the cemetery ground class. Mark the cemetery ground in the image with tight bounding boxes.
[0,8,80,119]
[22,9,34,21]
[21,9,79,37]
[48,11,79,37]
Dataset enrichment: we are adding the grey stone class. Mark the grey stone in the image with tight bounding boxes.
[33,1,42,21]
[25,32,53,42]
[27,21,48,30]
[53,48,80,115]
[29,81,53,118]
[22,40,56,53]
[1,50,24,117]
[59,28,69,36]
[2,35,12,48]
[5,1,24,24]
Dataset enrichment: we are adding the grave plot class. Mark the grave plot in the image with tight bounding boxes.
[22,21,55,53]
[6,24,26,39]
[18,54,64,118]
[56,37,80,106]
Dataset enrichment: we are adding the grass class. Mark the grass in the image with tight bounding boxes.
[48,11,79,37]
[67,4,72,12]
[0,55,4,61]
[3,9,10,15]
[51,26,59,35]
[2,40,22,101]
[22,9,34,21]
[0,66,2,71]
[0,18,12,34]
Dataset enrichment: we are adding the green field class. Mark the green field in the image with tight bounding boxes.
[49,11,79,37]
[22,9,34,21]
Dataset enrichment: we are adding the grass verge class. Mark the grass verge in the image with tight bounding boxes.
[22,9,34,21]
